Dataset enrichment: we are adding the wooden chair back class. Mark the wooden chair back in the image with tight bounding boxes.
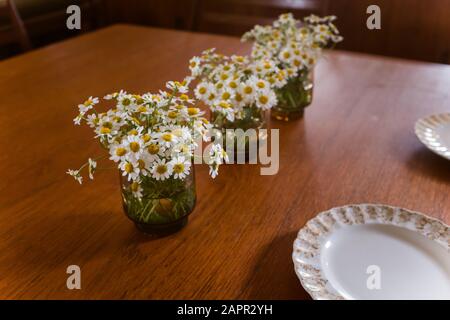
[189,0,329,36]
[0,0,32,51]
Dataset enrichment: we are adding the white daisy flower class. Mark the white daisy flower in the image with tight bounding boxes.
[67,169,83,184]
[88,158,97,180]
[166,80,189,94]
[78,96,99,114]
[151,159,172,181]
[170,156,191,179]
[123,135,144,158]
[134,154,152,176]
[255,90,277,110]
[279,48,294,64]
[130,181,143,198]
[109,142,128,163]
[86,113,99,128]
[255,78,270,91]
[194,82,212,101]
[157,131,178,148]
[218,88,235,102]
[73,115,82,126]
[189,56,202,77]
[225,78,240,91]
[172,126,192,140]
[117,94,135,111]
[240,80,257,104]
[119,161,140,181]
[145,142,163,162]
[176,93,195,105]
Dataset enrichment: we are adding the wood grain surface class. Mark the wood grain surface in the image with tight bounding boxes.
[0,25,449,299]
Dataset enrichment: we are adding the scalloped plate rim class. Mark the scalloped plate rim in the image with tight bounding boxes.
[292,203,450,300]
[414,112,450,160]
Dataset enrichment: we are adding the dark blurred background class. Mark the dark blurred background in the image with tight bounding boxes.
[1,0,449,64]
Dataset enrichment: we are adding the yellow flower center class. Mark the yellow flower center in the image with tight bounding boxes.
[130,182,140,192]
[259,95,269,104]
[124,163,133,173]
[229,81,237,89]
[198,86,207,94]
[128,129,138,135]
[256,81,265,89]
[115,147,126,157]
[168,111,178,119]
[162,133,173,142]
[142,134,151,142]
[173,163,185,174]
[220,73,229,81]
[137,106,147,113]
[129,142,140,152]
[201,117,209,124]
[187,108,199,116]
[222,92,231,100]
[100,127,111,134]
[219,101,230,109]
[235,93,243,102]
[156,165,167,174]
[147,144,159,155]
[122,98,131,106]
[179,94,189,101]
[103,122,113,129]
[283,52,291,59]
[137,159,146,169]
[244,86,253,94]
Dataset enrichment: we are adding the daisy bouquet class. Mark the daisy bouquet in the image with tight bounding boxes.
[67,79,227,232]
[242,13,343,120]
[189,49,284,155]
[189,49,283,127]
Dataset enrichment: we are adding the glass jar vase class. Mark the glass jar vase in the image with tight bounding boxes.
[121,166,196,236]
[272,69,314,121]
[211,105,266,161]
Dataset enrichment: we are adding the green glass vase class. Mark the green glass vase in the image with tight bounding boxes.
[121,166,196,236]
[272,69,314,121]
[211,106,266,161]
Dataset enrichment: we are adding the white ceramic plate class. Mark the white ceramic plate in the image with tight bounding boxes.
[415,113,450,160]
[292,204,450,300]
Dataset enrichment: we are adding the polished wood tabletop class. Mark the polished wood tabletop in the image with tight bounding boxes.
[0,25,449,299]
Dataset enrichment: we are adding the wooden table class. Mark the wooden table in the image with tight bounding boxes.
[0,25,449,299]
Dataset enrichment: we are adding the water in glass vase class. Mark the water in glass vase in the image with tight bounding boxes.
[211,105,266,162]
[272,69,313,121]
[121,167,196,236]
